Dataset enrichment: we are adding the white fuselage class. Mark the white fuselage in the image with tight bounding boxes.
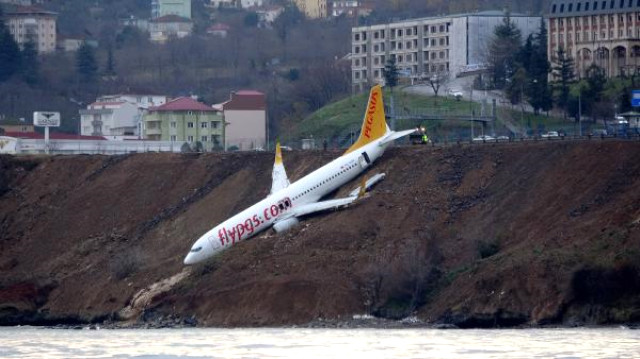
[183,139,389,264]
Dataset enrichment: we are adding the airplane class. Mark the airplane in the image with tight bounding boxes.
[183,85,415,265]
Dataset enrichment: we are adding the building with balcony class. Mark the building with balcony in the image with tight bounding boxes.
[143,97,224,150]
[4,5,57,53]
[80,101,140,139]
[149,15,193,42]
[293,0,327,19]
[213,90,267,151]
[548,0,640,78]
[350,11,541,92]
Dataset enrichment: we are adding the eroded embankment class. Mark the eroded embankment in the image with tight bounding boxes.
[0,141,639,327]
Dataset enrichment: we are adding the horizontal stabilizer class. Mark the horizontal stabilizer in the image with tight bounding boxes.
[348,173,386,197]
[380,129,416,146]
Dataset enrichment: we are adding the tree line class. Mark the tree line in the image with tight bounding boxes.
[486,14,634,128]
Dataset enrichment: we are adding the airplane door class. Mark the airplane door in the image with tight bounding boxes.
[358,151,371,168]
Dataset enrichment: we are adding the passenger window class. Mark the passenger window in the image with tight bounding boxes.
[279,203,284,210]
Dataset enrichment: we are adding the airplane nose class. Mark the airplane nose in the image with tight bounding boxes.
[183,253,195,265]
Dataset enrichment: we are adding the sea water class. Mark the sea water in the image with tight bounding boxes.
[0,327,638,358]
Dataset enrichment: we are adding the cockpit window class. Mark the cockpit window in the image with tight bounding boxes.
[190,246,203,253]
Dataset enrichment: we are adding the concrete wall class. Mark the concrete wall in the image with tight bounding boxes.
[224,110,266,150]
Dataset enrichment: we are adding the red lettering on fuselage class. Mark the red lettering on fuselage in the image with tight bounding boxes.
[218,229,225,245]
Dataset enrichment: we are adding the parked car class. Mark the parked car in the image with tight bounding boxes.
[591,129,608,136]
[496,135,510,141]
[541,131,560,138]
[448,89,464,98]
[472,135,495,142]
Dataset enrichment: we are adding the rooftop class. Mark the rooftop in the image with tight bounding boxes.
[150,97,217,112]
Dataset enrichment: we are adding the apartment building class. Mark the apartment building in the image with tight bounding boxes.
[330,0,371,18]
[4,5,57,53]
[548,0,640,78]
[80,101,140,139]
[293,0,327,19]
[143,97,224,150]
[214,90,267,151]
[149,15,193,43]
[351,11,541,92]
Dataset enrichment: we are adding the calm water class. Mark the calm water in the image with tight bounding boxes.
[0,327,638,359]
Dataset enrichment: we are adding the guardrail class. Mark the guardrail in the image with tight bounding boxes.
[409,133,640,148]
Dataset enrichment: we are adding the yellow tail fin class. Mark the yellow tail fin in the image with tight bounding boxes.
[344,85,389,154]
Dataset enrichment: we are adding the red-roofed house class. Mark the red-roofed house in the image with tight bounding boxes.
[214,90,267,151]
[149,15,193,43]
[143,97,224,150]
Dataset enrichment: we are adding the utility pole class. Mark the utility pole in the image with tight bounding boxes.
[578,91,582,136]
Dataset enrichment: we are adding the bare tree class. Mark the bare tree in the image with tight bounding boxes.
[425,70,450,97]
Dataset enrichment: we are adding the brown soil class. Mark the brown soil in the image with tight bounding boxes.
[0,140,639,327]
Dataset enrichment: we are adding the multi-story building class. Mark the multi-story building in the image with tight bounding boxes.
[350,11,541,92]
[4,5,57,53]
[293,0,327,19]
[547,0,640,78]
[152,0,192,19]
[214,90,267,151]
[143,97,224,150]
[79,101,140,139]
[149,15,193,42]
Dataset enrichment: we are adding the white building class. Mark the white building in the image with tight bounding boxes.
[208,0,236,9]
[79,94,169,139]
[149,15,194,43]
[152,0,192,19]
[240,0,262,8]
[80,101,140,140]
[351,10,541,92]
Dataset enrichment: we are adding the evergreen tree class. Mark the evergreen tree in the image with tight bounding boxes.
[488,14,522,89]
[20,39,39,85]
[0,5,21,82]
[76,41,98,83]
[552,47,576,118]
[104,45,116,77]
[383,57,398,89]
[526,20,553,114]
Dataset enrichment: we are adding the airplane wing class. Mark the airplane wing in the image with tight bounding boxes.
[270,142,290,194]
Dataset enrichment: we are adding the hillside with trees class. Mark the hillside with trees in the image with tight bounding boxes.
[0,0,631,138]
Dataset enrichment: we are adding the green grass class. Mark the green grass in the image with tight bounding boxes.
[286,88,568,143]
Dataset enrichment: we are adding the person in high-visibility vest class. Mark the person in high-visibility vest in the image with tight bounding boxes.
[421,133,429,144]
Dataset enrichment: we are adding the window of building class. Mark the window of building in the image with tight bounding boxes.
[560,3,564,12]
[585,2,590,10]
[374,69,379,78]
[374,44,379,52]
[354,46,360,54]
[406,28,412,36]
[201,122,207,128]
[187,111,194,116]
[440,38,445,46]
[354,33,360,41]
[423,25,429,33]
[439,25,444,32]
[398,55,403,63]
[354,58,360,66]
[431,25,436,33]
[406,41,411,49]
[398,29,403,37]
[201,135,208,142]
[439,51,445,59]
[569,3,573,11]
[374,31,379,39]
[398,42,403,49]
[187,122,194,128]
[362,44,367,52]
[170,135,177,141]
[431,38,436,46]
[610,0,614,8]
[171,121,176,128]
[577,2,582,11]
[187,135,194,142]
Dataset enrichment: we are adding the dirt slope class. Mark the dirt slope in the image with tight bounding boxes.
[0,141,639,327]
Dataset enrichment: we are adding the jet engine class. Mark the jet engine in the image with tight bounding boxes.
[273,217,300,233]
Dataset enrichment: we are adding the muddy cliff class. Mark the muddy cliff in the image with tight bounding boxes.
[0,141,639,327]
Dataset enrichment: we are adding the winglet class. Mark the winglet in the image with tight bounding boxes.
[344,85,389,154]
[270,141,290,194]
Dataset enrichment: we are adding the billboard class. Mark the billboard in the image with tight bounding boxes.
[33,112,61,127]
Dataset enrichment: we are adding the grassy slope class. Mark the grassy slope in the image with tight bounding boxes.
[289,89,569,143]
